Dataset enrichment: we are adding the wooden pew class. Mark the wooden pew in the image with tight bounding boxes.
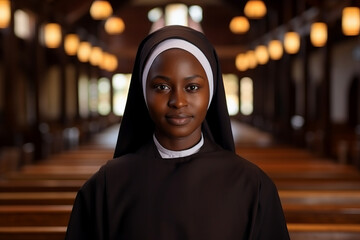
[288,223,360,240]
[0,205,72,226]
[1,224,359,240]
[0,192,76,205]
[0,179,84,192]
[0,226,66,240]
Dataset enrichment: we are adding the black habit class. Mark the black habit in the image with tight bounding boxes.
[65,25,290,240]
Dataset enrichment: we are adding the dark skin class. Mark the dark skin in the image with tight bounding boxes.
[146,48,210,151]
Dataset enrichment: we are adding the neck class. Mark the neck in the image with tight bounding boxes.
[153,133,204,159]
[154,130,202,151]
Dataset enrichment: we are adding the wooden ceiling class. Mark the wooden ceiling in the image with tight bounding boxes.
[12,0,349,72]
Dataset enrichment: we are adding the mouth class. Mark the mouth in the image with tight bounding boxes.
[165,114,193,126]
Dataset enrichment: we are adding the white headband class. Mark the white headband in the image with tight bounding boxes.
[142,39,214,107]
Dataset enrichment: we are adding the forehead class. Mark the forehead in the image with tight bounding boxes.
[150,48,205,71]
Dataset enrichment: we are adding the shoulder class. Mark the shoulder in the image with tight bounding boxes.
[203,139,276,188]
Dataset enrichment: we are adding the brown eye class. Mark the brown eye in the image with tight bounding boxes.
[186,84,200,92]
[155,84,170,91]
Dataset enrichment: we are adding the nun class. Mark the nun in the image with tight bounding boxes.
[65,25,290,240]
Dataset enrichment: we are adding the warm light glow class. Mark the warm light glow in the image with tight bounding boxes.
[89,46,103,66]
[284,31,300,54]
[310,22,328,47]
[44,23,62,48]
[64,34,80,56]
[342,7,360,36]
[90,0,113,20]
[101,52,118,72]
[229,16,250,34]
[105,16,125,34]
[235,53,249,72]
[255,45,269,64]
[77,41,92,62]
[268,40,283,60]
[165,3,188,26]
[244,0,267,19]
[246,50,257,69]
[0,0,10,28]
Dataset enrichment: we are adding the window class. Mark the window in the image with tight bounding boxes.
[223,74,239,116]
[240,77,253,115]
[98,77,111,115]
[78,74,89,118]
[113,73,131,116]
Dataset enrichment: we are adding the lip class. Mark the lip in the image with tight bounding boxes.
[166,114,192,126]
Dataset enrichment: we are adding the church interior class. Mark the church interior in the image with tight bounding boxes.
[0,0,360,239]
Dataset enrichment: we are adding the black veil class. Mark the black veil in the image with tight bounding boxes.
[113,25,234,158]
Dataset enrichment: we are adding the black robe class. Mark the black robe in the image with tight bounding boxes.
[65,138,290,240]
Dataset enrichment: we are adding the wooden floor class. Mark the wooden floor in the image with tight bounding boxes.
[1,122,360,240]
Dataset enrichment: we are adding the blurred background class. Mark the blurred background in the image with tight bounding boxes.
[1,0,359,165]
[0,0,360,239]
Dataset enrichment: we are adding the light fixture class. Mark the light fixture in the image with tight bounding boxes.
[235,53,249,72]
[255,45,269,64]
[310,22,327,47]
[77,41,92,62]
[229,16,250,34]
[90,0,113,20]
[64,34,80,56]
[89,46,103,66]
[244,0,267,19]
[105,16,125,34]
[0,0,11,28]
[268,40,283,60]
[284,31,300,54]
[246,50,257,69]
[101,52,118,72]
[44,23,62,48]
[342,7,360,36]
[165,3,188,26]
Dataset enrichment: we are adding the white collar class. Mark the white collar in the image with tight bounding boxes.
[153,134,204,159]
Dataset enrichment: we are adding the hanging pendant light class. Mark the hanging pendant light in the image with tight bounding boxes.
[229,16,250,34]
[246,50,258,69]
[268,40,283,60]
[310,22,328,47]
[89,46,103,66]
[90,0,113,20]
[244,0,267,19]
[101,52,118,72]
[284,31,300,54]
[0,0,11,28]
[77,41,92,62]
[342,7,360,36]
[255,45,269,64]
[44,23,62,48]
[105,16,125,34]
[64,34,80,56]
[235,53,249,72]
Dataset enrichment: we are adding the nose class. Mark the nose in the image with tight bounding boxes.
[168,88,188,108]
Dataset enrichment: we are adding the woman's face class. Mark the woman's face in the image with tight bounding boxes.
[146,48,210,150]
